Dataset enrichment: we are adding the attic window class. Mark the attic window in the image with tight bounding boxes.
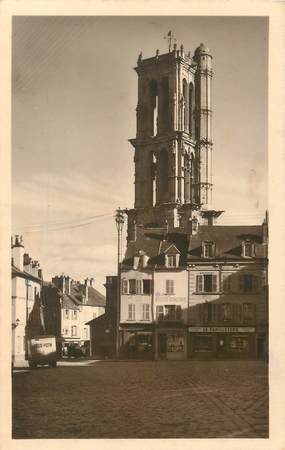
[242,241,254,258]
[202,241,215,258]
[166,254,179,268]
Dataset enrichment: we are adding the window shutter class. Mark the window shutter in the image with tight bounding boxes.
[212,275,218,292]
[136,279,142,294]
[156,305,163,320]
[166,280,174,294]
[196,275,203,292]
[122,279,128,294]
[128,304,132,320]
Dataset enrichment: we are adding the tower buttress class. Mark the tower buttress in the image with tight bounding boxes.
[194,43,213,207]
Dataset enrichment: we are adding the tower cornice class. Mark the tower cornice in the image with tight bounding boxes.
[129,132,197,149]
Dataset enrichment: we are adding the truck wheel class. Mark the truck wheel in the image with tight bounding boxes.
[50,361,57,368]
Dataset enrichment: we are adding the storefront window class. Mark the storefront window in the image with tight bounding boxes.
[167,334,185,353]
[230,336,249,352]
[137,332,152,352]
[193,335,213,352]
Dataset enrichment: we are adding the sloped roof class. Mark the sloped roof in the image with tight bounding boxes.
[122,226,189,268]
[61,293,80,310]
[70,283,106,307]
[85,313,108,326]
[122,223,267,268]
[12,265,42,283]
[188,225,267,261]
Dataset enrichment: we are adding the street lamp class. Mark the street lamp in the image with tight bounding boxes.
[115,207,125,359]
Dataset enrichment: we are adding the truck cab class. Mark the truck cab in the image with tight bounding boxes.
[27,335,57,368]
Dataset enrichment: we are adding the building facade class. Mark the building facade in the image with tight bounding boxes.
[117,41,268,360]
[11,235,44,363]
[87,275,118,358]
[42,275,105,356]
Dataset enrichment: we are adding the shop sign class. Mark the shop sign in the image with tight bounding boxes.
[188,326,255,333]
[156,295,187,303]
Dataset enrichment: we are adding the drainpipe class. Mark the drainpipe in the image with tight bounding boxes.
[153,266,158,361]
[187,265,190,359]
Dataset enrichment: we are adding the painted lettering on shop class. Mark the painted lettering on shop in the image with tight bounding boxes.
[156,295,187,303]
[188,327,255,333]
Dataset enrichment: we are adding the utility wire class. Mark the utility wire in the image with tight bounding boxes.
[20,213,113,234]
[21,212,114,230]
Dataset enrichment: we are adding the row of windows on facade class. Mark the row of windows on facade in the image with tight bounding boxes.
[203,241,255,258]
[126,302,256,322]
[168,242,255,265]
[61,326,88,338]
[122,274,260,295]
[165,242,256,263]
[195,302,256,323]
[129,243,256,271]
[63,310,97,320]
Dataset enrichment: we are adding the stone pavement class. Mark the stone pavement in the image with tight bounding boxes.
[12,360,268,439]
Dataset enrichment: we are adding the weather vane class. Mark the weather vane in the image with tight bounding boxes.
[164,30,176,53]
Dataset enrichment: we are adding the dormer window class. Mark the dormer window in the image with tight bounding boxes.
[167,254,178,268]
[242,241,254,258]
[202,241,215,258]
[164,244,180,268]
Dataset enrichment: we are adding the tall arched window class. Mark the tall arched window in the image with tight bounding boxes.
[184,155,191,203]
[189,83,194,136]
[152,152,157,206]
[190,153,195,203]
[157,150,169,203]
[160,77,169,132]
[182,79,188,132]
[149,80,158,136]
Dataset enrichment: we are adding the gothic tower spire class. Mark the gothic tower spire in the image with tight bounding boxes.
[126,39,222,238]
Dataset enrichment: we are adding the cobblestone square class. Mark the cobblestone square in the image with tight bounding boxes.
[12,360,268,439]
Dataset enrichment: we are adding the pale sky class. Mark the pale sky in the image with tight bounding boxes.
[12,16,268,292]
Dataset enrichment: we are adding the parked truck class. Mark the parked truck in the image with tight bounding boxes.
[27,335,57,368]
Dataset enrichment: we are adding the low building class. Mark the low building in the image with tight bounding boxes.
[11,235,44,363]
[87,275,118,358]
[42,275,105,356]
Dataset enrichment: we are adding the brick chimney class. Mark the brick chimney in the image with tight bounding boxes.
[89,277,94,287]
[23,253,32,273]
[84,278,89,303]
[262,210,268,245]
[65,276,71,295]
[12,235,24,271]
[52,275,66,293]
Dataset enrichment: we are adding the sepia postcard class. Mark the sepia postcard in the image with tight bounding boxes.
[0,1,285,450]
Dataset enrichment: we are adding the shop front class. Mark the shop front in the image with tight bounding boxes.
[188,326,257,360]
[156,326,187,360]
[120,325,154,360]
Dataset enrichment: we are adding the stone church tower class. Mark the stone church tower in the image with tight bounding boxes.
[127,41,223,239]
